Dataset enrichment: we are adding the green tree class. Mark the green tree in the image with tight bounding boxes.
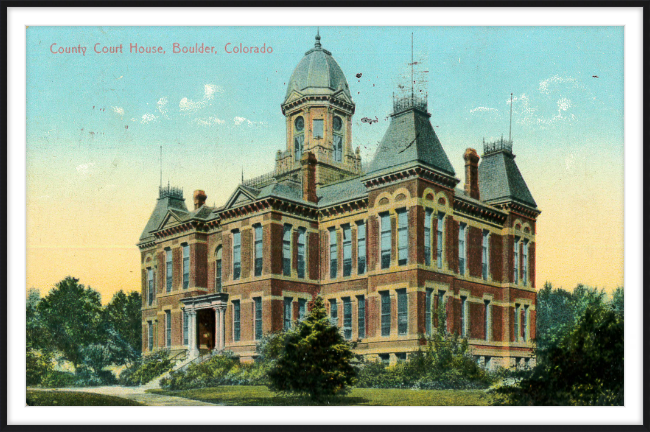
[268,296,357,401]
[102,290,142,357]
[37,277,103,369]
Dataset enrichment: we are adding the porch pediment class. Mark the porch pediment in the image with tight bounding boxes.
[181,293,229,311]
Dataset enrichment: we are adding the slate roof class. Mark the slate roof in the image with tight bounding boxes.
[366,108,455,177]
[139,194,188,242]
[478,150,537,208]
[317,176,368,207]
[284,33,351,102]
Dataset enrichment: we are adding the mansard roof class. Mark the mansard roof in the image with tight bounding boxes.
[366,107,455,177]
[317,176,367,207]
[478,147,537,208]
[139,188,188,242]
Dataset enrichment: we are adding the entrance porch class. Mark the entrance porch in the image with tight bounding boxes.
[181,293,229,359]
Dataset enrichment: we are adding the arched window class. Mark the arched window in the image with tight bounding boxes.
[215,246,222,292]
[333,116,343,162]
[294,116,304,161]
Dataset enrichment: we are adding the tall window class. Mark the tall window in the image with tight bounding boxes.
[233,231,241,281]
[182,244,190,289]
[147,322,153,351]
[343,298,352,340]
[380,292,391,337]
[514,237,520,284]
[357,221,366,275]
[460,296,468,338]
[215,247,222,292]
[437,213,445,269]
[482,231,490,280]
[233,300,241,342]
[522,240,529,286]
[397,209,408,266]
[165,310,171,347]
[147,268,154,306]
[284,297,293,330]
[425,288,433,336]
[424,209,433,266]
[397,289,408,336]
[523,305,529,342]
[329,299,338,326]
[333,135,343,162]
[514,304,520,342]
[283,224,292,277]
[298,299,307,321]
[459,223,467,275]
[254,224,263,277]
[380,213,391,269]
[357,296,365,339]
[329,228,338,279]
[313,119,324,139]
[484,300,491,341]
[254,297,262,340]
[437,291,447,331]
[165,249,172,292]
[342,225,352,277]
[297,228,306,279]
[182,309,188,345]
[294,134,304,161]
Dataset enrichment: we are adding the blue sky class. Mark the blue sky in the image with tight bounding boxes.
[26,26,624,296]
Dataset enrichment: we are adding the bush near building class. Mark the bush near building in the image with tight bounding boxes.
[118,350,175,386]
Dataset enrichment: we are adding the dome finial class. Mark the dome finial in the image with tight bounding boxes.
[315,27,321,49]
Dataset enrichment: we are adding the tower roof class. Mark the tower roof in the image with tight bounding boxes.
[478,141,537,208]
[366,103,455,177]
[139,185,188,242]
[284,31,351,102]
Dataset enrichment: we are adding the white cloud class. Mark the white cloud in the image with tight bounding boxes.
[193,116,225,127]
[179,83,222,114]
[112,106,124,117]
[539,75,579,94]
[76,163,95,176]
[157,97,168,117]
[234,116,250,126]
[141,113,157,124]
[470,106,499,115]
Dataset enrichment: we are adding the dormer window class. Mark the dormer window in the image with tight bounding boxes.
[313,119,324,139]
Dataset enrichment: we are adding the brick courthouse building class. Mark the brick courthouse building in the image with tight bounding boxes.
[138,33,540,369]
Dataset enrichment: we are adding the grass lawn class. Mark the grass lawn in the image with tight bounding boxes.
[26,390,143,406]
[150,386,493,406]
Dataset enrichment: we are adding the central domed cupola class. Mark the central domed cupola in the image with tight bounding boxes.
[276,30,360,187]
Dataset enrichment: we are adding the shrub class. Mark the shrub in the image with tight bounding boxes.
[26,348,55,386]
[161,351,265,390]
[267,296,357,401]
[73,366,117,387]
[118,350,174,386]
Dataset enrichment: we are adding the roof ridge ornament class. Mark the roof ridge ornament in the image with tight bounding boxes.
[315,27,321,49]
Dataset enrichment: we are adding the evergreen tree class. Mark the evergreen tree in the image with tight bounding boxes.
[268,296,357,401]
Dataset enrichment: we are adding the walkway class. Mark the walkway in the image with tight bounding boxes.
[30,386,217,406]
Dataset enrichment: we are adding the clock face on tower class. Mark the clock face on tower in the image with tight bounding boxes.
[295,116,304,132]
[333,116,342,132]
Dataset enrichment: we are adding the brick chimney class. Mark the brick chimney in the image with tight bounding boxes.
[463,148,480,200]
[193,190,207,210]
[300,152,318,203]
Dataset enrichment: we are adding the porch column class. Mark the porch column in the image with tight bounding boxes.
[188,309,199,359]
[219,305,227,350]
[213,307,221,352]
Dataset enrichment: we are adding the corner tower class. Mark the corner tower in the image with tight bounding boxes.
[276,30,361,187]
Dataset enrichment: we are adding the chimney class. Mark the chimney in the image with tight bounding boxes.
[300,152,318,203]
[193,190,207,210]
[463,148,480,200]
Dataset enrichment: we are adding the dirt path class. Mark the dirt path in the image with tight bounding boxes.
[30,386,217,406]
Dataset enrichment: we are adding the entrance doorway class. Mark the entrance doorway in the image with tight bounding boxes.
[197,308,215,351]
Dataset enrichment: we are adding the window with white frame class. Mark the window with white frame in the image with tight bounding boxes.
[380,213,391,269]
[484,300,492,341]
[233,300,241,342]
[380,292,391,337]
[397,209,408,266]
[523,305,529,342]
[397,289,408,336]
[148,322,153,351]
[425,288,433,336]
[297,227,306,279]
[165,248,172,292]
[342,225,352,277]
[459,223,467,275]
[233,231,241,281]
[329,299,338,326]
[515,303,521,342]
[343,297,352,340]
[514,237,520,284]
[298,299,306,322]
[182,309,188,346]
[182,244,190,289]
[215,247,222,292]
[438,291,447,331]
[254,297,262,340]
[254,224,263,277]
[283,225,292,277]
[357,295,365,338]
[147,268,154,306]
[356,221,366,275]
[424,209,432,266]
[437,213,445,269]
[329,228,338,279]
[460,296,468,338]
[523,240,529,286]
[165,310,171,347]
[284,297,293,330]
